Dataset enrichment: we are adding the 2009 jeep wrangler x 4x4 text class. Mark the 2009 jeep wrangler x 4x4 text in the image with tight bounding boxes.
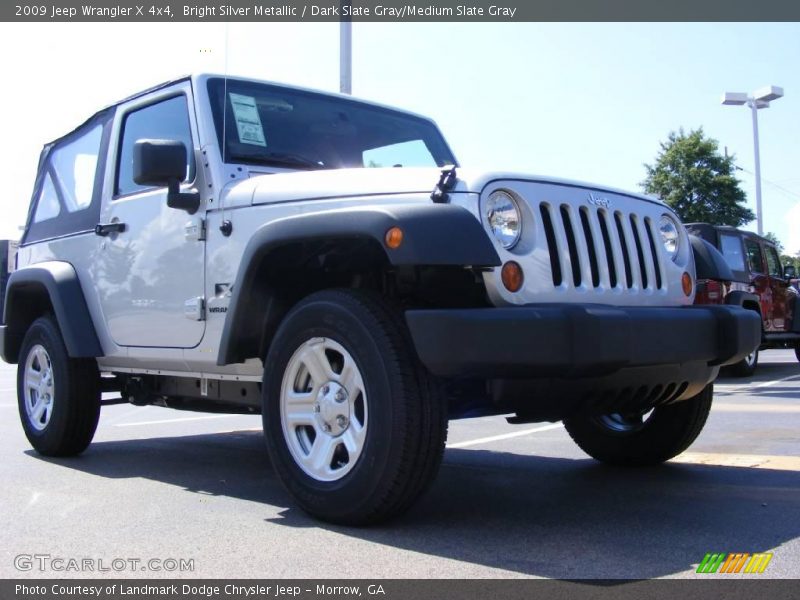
[0,75,760,524]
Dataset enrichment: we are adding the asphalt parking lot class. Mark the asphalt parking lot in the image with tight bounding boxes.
[1,351,798,579]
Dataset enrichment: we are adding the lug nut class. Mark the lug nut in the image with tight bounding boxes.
[322,385,330,394]
[335,390,345,402]
[314,404,321,413]
[322,423,332,433]
[336,415,348,428]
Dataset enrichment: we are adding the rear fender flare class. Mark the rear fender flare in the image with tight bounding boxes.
[1,261,102,363]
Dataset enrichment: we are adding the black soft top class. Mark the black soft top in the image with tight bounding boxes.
[43,75,192,150]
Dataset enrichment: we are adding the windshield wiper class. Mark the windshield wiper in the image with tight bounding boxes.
[229,151,326,170]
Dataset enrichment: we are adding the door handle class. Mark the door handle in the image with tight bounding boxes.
[95,222,127,236]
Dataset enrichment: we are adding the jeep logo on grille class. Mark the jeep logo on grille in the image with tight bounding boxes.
[587,193,610,209]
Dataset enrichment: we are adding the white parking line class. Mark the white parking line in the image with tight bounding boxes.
[749,379,785,389]
[446,423,564,449]
[114,415,243,427]
[713,402,800,413]
[715,373,800,392]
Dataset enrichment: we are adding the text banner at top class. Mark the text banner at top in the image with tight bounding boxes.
[4,0,800,22]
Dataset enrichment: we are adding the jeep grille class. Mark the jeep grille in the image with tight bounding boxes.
[539,203,664,291]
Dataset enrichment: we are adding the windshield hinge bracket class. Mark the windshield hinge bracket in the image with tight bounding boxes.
[431,165,458,203]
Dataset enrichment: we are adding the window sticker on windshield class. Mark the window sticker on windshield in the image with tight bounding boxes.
[229,93,267,147]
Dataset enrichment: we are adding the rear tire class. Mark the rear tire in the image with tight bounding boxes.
[563,383,713,467]
[262,289,447,525]
[17,316,101,457]
[727,348,759,377]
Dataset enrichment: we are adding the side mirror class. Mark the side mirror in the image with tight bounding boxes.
[133,139,186,185]
[784,265,797,279]
[133,139,200,214]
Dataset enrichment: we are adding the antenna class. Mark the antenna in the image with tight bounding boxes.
[221,22,229,163]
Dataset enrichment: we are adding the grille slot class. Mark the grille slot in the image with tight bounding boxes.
[540,204,562,287]
[614,211,634,288]
[644,217,664,289]
[579,208,601,288]
[597,210,618,289]
[629,214,649,289]
[560,205,582,287]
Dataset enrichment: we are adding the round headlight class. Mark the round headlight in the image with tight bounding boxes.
[659,215,681,259]
[485,190,522,249]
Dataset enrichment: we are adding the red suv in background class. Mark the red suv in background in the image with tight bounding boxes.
[687,223,800,376]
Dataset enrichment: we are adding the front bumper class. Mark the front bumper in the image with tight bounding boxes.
[405,304,761,378]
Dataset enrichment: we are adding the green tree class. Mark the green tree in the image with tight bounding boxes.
[763,232,784,253]
[780,253,800,272]
[641,128,755,226]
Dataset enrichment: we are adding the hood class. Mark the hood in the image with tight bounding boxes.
[246,167,444,205]
[229,166,662,208]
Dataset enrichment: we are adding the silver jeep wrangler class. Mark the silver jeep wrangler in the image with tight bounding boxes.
[0,74,760,524]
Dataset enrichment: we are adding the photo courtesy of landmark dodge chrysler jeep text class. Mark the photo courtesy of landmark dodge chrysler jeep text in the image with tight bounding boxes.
[0,75,760,524]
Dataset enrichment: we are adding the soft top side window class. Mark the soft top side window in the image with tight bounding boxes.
[765,246,782,278]
[744,239,765,274]
[50,124,103,212]
[719,233,746,272]
[23,113,110,245]
[33,172,61,223]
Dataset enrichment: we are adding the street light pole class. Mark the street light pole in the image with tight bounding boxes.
[749,99,763,236]
[721,85,784,237]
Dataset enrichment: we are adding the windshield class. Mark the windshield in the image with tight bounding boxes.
[207,78,457,171]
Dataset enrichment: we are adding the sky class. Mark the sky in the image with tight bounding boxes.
[0,22,798,254]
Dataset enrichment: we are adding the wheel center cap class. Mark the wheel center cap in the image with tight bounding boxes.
[315,381,350,436]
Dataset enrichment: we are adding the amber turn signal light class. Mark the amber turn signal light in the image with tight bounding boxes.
[681,272,693,296]
[385,227,403,249]
[501,261,524,292]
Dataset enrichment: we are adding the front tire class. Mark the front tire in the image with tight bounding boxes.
[563,383,713,466]
[262,289,447,525]
[17,316,101,457]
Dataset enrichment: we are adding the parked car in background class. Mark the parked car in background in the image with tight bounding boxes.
[687,223,800,375]
[790,274,800,294]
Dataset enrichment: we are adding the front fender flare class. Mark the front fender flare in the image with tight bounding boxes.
[217,203,500,366]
